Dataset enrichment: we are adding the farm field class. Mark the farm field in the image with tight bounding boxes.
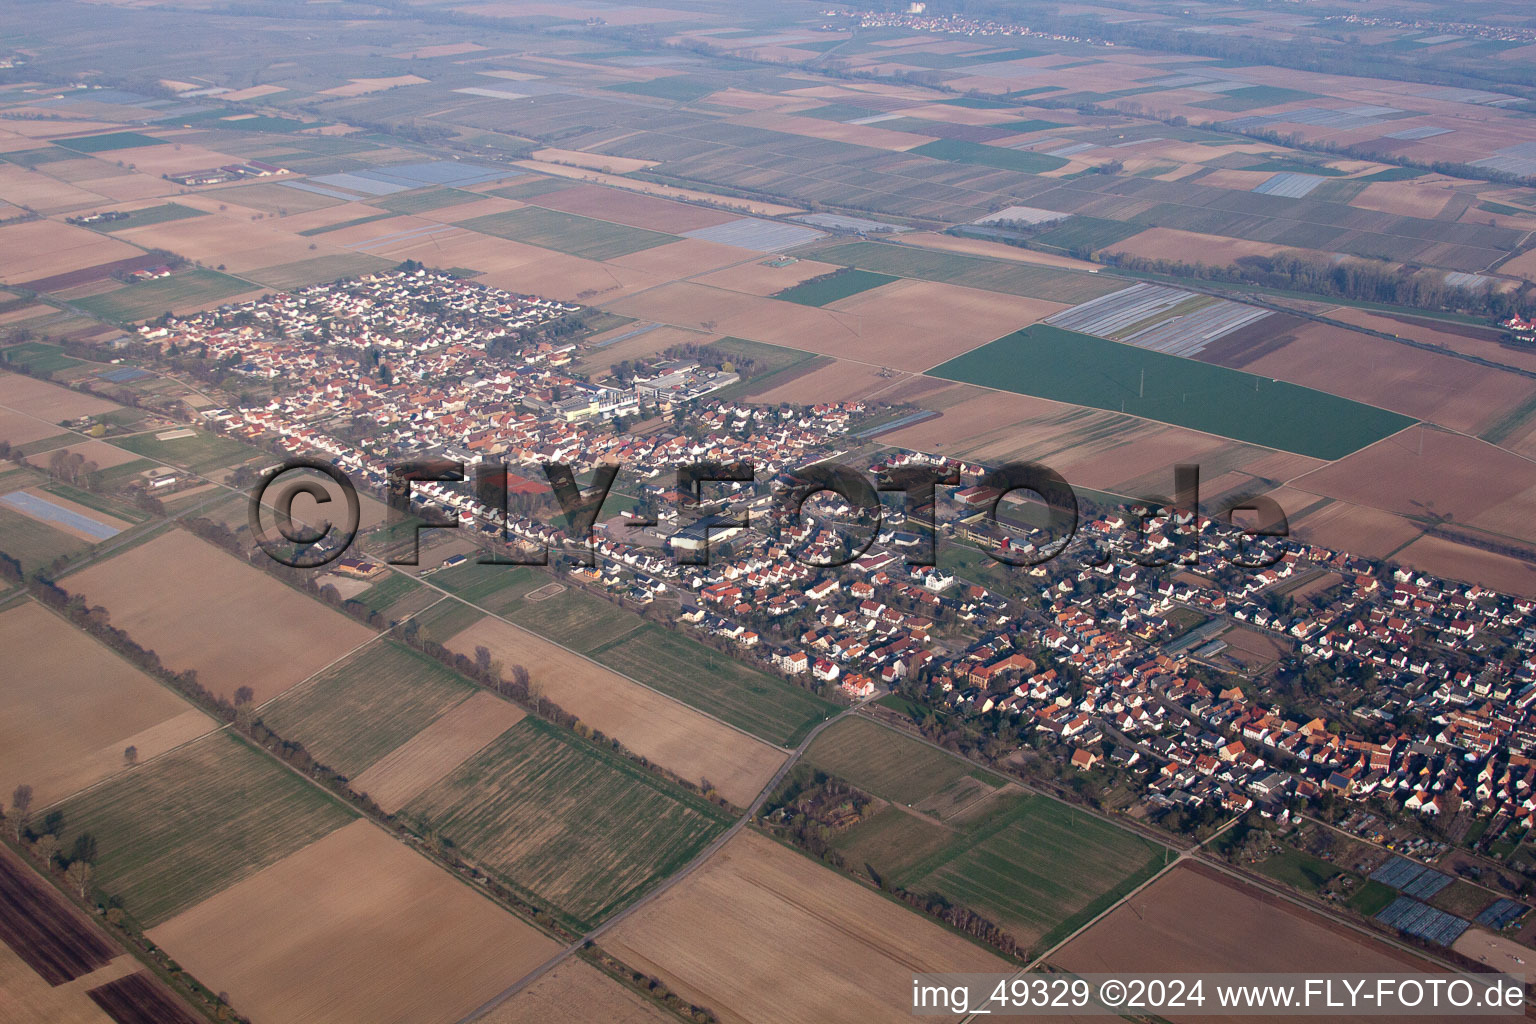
[812,719,1166,950]
[350,691,526,812]
[604,830,1012,1024]
[70,268,258,321]
[0,370,122,421]
[0,848,117,986]
[773,268,896,307]
[403,716,730,929]
[0,940,119,1024]
[1056,863,1461,1024]
[456,206,676,260]
[484,959,676,1024]
[1228,321,1536,436]
[447,615,786,808]
[0,503,92,572]
[807,715,1004,810]
[66,529,375,703]
[591,623,837,746]
[812,240,1120,304]
[0,601,213,806]
[94,203,206,232]
[1289,425,1536,527]
[895,793,1167,951]
[146,819,562,1024]
[56,730,356,927]
[929,324,1416,460]
[258,639,477,778]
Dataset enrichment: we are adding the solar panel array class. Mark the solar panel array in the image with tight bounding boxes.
[1369,856,1454,899]
[1476,899,1529,931]
[1377,896,1470,946]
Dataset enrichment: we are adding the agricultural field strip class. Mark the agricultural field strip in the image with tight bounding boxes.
[454,694,879,1022]
[402,569,809,750]
[30,583,426,817]
[1045,281,1273,357]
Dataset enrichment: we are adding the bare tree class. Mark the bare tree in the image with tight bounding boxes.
[10,785,31,840]
[33,833,58,867]
[233,686,255,706]
[66,860,91,899]
[123,746,138,767]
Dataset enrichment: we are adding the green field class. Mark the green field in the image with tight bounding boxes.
[1194,86,1318,112]
[259,641,476,778]
[346,571,428,620]
[376,188,482,214]
[1,342,83,376]
[996,119,1069,134]
[1349,879,1398,915]
[57,731,355,926]
[901,794,1166,951]
[403,716,728,929]
[0,504,92,572]
[773,268,897,307]
[408,596,485,644]
[296,212,396,237]
[705,336,825,401]
[71,269,255,322]
[1031,216,1143,253]
[590,624,836,746]
[457,206,676,260]
[432,564,644,650]
[604,78,717,103]
[807,716,1005,811]
[929,324,1416,460]
[113,427,257,475]
[488,178,575,201]
[95,203,208,232]
[912,138,1069,174]
[1239,158,1349,177]
[811,241,1120,304]
[57,132,166,153]
[245,253,396,290]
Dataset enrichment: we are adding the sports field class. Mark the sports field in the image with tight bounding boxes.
[258,640,477,778]
[929,324,1416,460]
[56,731,355,926]
[456,206,676,260]
[591,624,837,746]
[403,716,729,929]
[110,427,255,476]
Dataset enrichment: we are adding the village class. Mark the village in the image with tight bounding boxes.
[143,268,1536,877]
